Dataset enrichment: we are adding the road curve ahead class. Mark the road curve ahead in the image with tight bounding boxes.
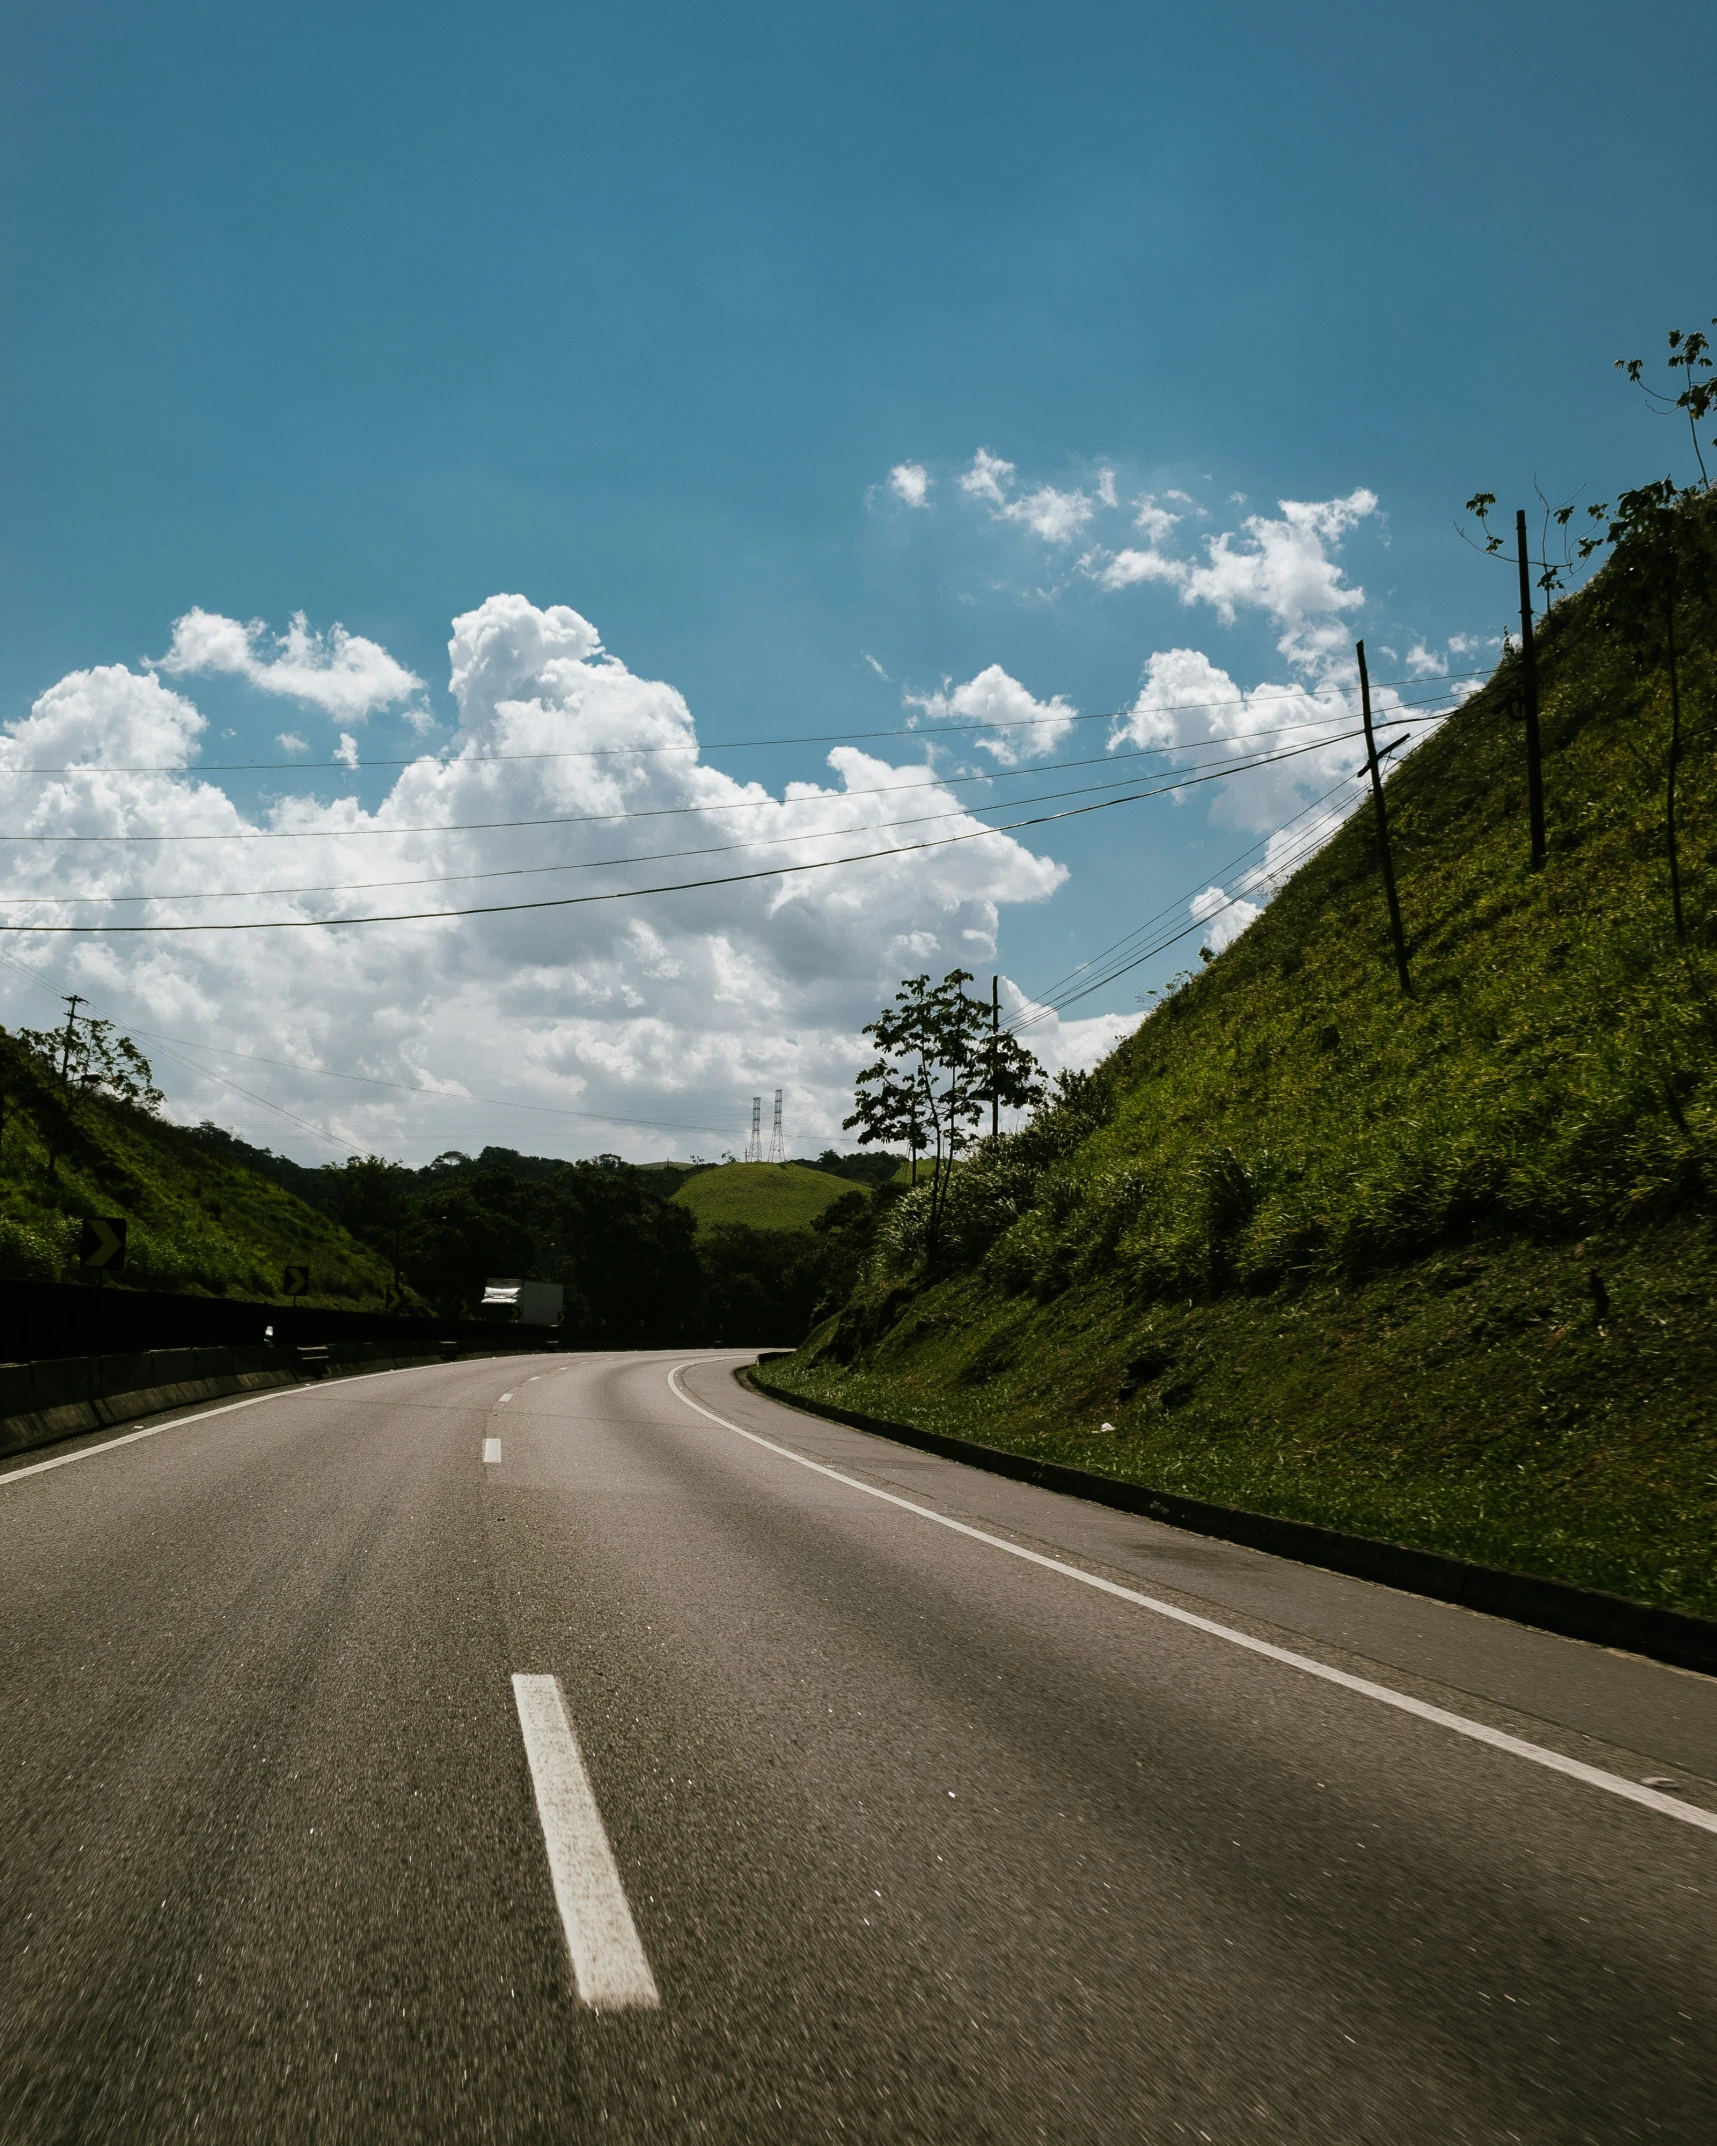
[1,1349,1713,2143]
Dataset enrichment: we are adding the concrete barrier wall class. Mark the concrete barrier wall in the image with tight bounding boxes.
[0,1341,543,1463]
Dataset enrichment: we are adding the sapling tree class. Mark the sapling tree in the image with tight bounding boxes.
[1462,322,1716,602]
[845,970,1045,1266]
[1619,320,1716,488]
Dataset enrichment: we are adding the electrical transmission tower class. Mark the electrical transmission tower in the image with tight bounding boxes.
[767,1088,784,1164]
[745,1095,762,1163]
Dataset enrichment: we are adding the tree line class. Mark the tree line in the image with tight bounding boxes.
[186,1130,904,1343]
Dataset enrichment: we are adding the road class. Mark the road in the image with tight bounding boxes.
[1,1348,1712,2143]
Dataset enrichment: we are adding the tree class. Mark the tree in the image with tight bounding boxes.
[17,1017,163,1112]
[401,1171,546,1317]
[550,1161,701,1341]
[322,1153,419,1287]
[1579,481,1713,944]
[845,970,1044,1267]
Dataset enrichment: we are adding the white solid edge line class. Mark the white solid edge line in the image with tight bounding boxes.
[511,1673,660,2011]
[666,1362,1717,1839]
[484,1437,503,1464]
[0,1357,506,1486]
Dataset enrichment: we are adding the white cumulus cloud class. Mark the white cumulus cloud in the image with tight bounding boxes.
[888,463,931,507]
[1133,496,1182,544]
[958,448,1110,545]
[1190,883,1262,955]
[155,607,425,721]
[1109,642,1416,860]
[1092,489,1379,671]
[905,663,1078,766]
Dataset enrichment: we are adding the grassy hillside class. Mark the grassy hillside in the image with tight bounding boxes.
[0,1032,399,1307]
[673,1161,859,1232]
[763,493,1717,1618]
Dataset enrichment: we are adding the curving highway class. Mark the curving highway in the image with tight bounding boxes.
[1,1349,1712,2142]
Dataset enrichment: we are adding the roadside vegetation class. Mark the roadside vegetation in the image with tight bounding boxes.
[0,1029,900,1340]
[296,1144,901,1337]
[0,1026,396,1306]
[762,350,1717,1619]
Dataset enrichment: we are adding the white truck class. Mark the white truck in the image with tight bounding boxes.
[479,1279,564,1328]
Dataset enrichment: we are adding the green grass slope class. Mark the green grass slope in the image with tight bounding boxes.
[0,1032,399,1307]
[764,496,1717,1617]
[673,1162,859,1232]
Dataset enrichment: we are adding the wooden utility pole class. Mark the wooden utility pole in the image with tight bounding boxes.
[1515,508,1546,869]
[990,975,999,1140]
[1666,560,1685,942]
[57,994,85,1088]
[1357,642,1411,996]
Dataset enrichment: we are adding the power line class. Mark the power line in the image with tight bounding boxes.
[1006,745,1405,1033]
[0,701,1459,844]
[0,726,1444,911]
[0,947,351,1152]
[1016,790,1376,1026]
[1011,765,1377,1021]
[0,670,1486,777]
[0,729,1366,935]
[1010,812,1355,1034]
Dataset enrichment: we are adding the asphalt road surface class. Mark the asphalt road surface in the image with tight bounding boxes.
[2,1349,1713,2143]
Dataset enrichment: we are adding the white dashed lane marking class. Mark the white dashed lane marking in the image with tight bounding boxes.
[512,1674,660,2011]
[483,1438,503,1465]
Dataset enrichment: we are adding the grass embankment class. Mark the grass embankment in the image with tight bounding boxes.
[764,497,1717,1618]
[673,1161,858,1232]
[0,1032,396,1307]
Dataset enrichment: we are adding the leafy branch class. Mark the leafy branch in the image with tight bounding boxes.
[1619,319,1715,488]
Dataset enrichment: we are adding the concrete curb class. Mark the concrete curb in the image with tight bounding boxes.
[741,1364,1717,1680]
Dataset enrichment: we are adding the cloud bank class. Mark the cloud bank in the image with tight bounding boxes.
[0,598,1115,1162]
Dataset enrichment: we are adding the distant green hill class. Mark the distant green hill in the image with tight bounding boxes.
[0,1031,400,1307]
[765,491,1717,1619]
[673,1162,860,1232]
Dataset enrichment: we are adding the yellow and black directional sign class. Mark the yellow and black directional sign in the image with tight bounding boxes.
[282,1265,310,1297]
[78,1218,127,1271]
[383,1285,404,1312]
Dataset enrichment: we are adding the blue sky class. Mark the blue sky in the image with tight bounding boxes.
[0,0,1709,1160]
